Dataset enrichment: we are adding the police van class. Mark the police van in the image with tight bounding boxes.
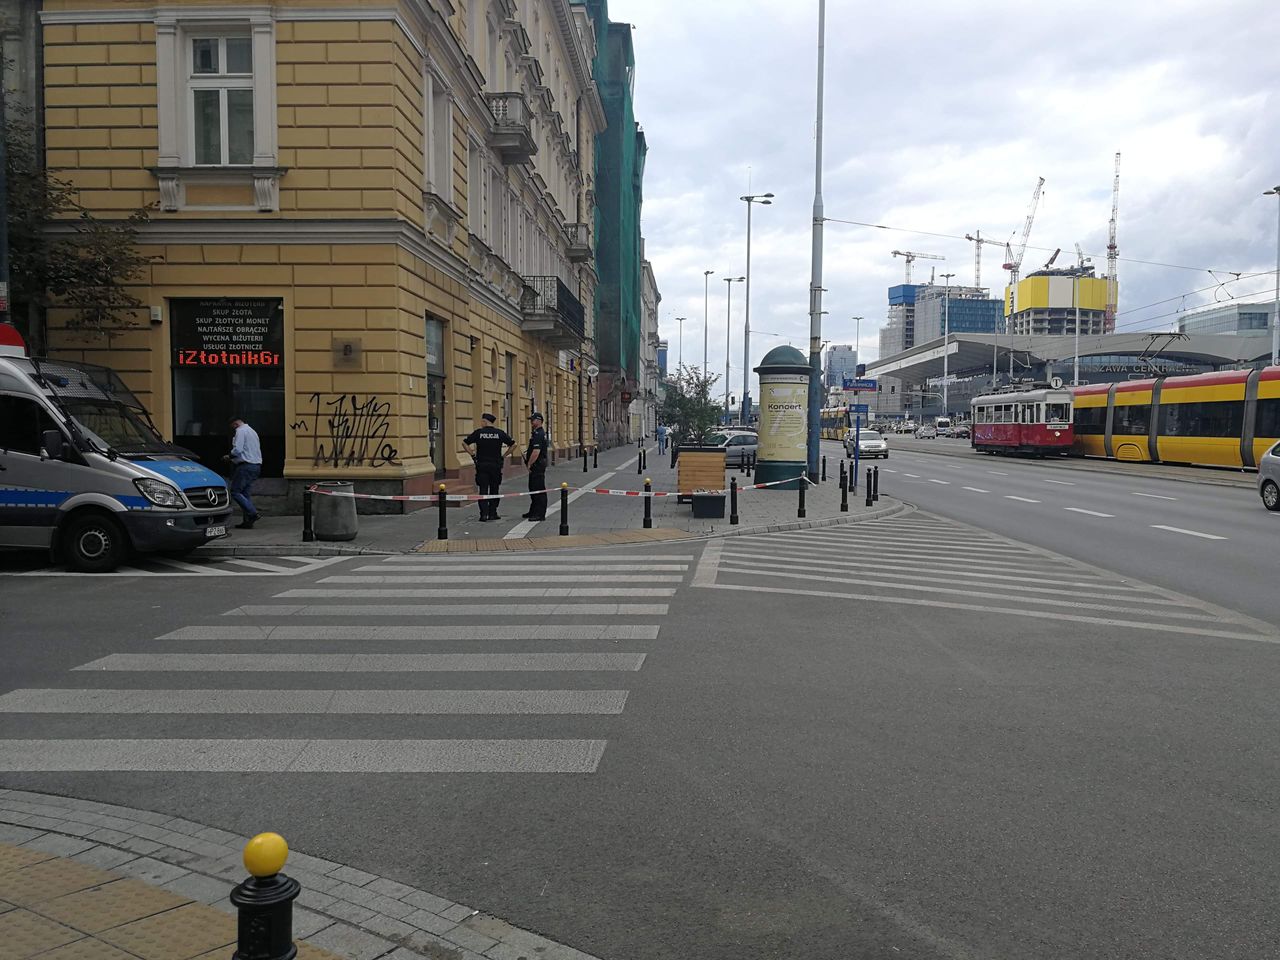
[0,324,232,571]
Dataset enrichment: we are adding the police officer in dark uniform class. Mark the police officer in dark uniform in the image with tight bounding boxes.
[462,413,515,521]
[522,411,549,521]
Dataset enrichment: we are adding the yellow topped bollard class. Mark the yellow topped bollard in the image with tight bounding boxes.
[437,482,448,541]
[243,832,289,878]
[231,832,301,960]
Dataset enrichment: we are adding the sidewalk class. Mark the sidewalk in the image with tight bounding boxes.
[0,787,601,960]
[203,442,905,556]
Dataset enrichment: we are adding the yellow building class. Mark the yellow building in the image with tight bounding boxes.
[39,0,605,509]
[1005,268,1111,337]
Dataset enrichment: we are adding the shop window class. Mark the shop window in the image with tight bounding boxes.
[425,317,447,468]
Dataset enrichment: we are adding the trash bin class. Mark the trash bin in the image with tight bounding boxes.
[313,481,358,541]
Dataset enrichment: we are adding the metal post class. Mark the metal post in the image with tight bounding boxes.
[1269,186,1280,366]
[0,43,10,333]
[840,469,849,513]
[743,200,753,425]
[643,479,652,529]
[559,484,569,536]
[1073,272,1081,385]
[436,483,447,541]
[593,446,598,469]
[231,833,300,960]
[301,488,314,542]
[821,455,826,482]
[797,478,806,519]
[703,270,714,379]
[637,448,643,474]
[865,469,873,507]
[942,272,954,415]
[873,465,880,502]
[747,452,753,476]
[583,447,588,473]
[730,476,739,525]
[670,443,677,468]
[805,0,827,481]
[852,414,861,489]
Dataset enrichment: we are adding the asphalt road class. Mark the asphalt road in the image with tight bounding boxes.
[828,436,1279,628]
[2,500,1279,959]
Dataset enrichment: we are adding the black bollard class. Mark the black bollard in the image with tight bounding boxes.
[797,478,806,519]
[643,479,653,529]
[821,456,827,482]
[838,459,846,488]
[637,449,644,474]
[302,488,315,543]
[559,484,569,536]
[865,469,873,507]
[593,447,598,469]
[746,453,753,477]
[231,833,300,960]
[730,477,739,526]
[670,444,677,468]
[436,483,448,541]
[873,466,880,503]
[840,471,849,513]
[583,447,588,473]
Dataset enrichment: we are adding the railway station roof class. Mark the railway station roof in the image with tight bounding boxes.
[865,332,1273,387]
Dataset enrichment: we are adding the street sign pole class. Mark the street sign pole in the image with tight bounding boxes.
[852,414,860,490]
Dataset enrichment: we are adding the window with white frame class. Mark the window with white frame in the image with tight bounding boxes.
[189,35,255,165]
[424,70,453,202]
[468,143,484,232]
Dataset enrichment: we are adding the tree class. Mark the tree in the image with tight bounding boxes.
[659,364,723,447]
[4,102,152,351]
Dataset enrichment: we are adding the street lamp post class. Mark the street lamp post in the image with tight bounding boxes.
[1073,270,1081,386]
[703,270,714,380]
[941,273,954,415]
[723,276,744,423]
[806,0,827,481]
[851,315,863,375]
[676,316,685,373]
[1266,186,1280,366]
[740,193,773,424]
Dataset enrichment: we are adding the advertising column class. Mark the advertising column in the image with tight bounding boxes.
[753,345,812,489]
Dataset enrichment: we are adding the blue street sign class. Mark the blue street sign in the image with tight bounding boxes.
[842,377,877,391]
[847,403,869,414]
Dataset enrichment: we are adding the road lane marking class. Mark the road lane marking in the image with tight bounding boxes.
[382,554,693,562]
[903,473,920,478]
[75,653,649,672]
[1005,496,1041,503]
[159,625,661,641]
[321,574,685,584]
[0,739,608,774]
[356,564,688,573]
[275,587,677,598]
[229,603,669,617]
[988,471,1009,475]
[927,479,951,485]
[1042,479,1076,485]
[1133,492,1178,501]
[1064,508,1115,518]
[1151,525,1227,541]
[962,487,990,493]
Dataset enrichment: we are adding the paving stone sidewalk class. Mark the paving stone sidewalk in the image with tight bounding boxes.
[0,788,601,960]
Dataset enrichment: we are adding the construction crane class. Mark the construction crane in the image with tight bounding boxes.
[1002,176,1046,314]
[964,230,1007,289]
[1044,248,1061,269]
[891,249,944,284]
[1105,152,1120,331]
[1075,242,1087,269]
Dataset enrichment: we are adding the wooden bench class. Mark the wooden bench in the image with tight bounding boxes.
[676,449,726,504]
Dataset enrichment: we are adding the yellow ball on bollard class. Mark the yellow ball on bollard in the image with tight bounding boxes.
[242,832,289,878]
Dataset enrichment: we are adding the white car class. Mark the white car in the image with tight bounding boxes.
[1260,440,1280,511]
[915,425,937,439]
[845,429,889,459]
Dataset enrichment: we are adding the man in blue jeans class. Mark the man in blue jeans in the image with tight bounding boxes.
[224,416,263,529]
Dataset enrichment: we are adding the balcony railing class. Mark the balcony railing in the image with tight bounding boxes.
[484,92,536,164]
[521,276,585,347]
[566,222,592,263]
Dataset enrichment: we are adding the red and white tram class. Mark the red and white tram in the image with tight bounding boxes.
[970,385,1075,455]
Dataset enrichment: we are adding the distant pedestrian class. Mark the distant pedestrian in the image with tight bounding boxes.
[656,423,668,454]
[224,416,262,529]
[522,412,549,521]
[463,413,516,522]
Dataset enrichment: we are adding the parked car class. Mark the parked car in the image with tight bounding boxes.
[952,424,972,439]
[712,431,758,466]
[1260,441,1280,511]
[915,424,937,439]
[845,429,889,459]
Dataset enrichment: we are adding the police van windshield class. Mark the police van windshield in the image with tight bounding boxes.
[62,399,172,455]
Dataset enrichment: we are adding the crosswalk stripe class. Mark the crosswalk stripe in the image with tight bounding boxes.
[274,588,678,599]
[318,574,686,584]
[159,625,661,641]
[756,531,1033,555]
[0,689,630,715]
[75,653,648,672]
[0,739,608,773]
[722,546,1061,574]
[228,603,670,617]
[222,557,318,572]
[386,554,693,563]
[357,564,688,573]
[150,557,220,574]
[754,528,1032,550]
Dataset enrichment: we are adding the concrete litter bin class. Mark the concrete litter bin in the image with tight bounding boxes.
[313,481,358,541]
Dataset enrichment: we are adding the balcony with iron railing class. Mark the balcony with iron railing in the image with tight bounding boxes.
[520,276,585,348]
[566,222,592,263]
[484,92,537,164]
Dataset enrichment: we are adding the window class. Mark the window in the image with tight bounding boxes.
[1044,403,1069,424]
[1159,401,1244,438]
[424,71,453,201]
[1114,404,1151,435]
[468,143,485,230]
[1073,405,1106,435]
[189,36,254,165]
[1257,398,1280,439]
[0,395,59,456]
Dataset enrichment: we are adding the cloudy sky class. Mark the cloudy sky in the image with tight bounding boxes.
[614,0,1280,397]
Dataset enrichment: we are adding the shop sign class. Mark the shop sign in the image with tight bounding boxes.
[171,298,283,367]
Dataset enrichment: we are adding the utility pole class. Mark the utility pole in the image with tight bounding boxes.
[1267,187,1280,366]
[676,316,685,372]
[806,0,826,482]
[0,37,10,331]
[740,192,772,424]
[723,276,743,423]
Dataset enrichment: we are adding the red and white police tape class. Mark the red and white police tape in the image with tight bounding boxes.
[305,474,811,503]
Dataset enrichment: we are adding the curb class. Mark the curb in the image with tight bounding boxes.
[193,499,908,556]
[0,786,602,960]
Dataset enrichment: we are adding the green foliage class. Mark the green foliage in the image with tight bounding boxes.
[660,365,723,447]
[4,102,152,343]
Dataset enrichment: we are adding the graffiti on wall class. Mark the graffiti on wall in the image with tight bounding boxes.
[292,393,402,468]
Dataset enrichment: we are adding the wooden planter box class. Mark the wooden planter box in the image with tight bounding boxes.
[676,446,726,504]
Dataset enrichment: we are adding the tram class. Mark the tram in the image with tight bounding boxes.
[970,385,1075,455]
[820,406,851,440]
[1070,366,1280,468]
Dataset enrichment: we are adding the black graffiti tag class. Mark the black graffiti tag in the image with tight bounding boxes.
[296,393,402,468]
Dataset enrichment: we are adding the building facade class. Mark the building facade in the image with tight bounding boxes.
[637,251,659,439]
[38,0,607,510]
[1177,300,1276,336]
[822,344,857,389]
[1006,267,1109,337]
[913,284,1001,341]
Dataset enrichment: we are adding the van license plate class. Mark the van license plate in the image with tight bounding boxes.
[206,525,226,538]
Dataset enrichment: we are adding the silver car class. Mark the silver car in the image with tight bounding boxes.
[711,431,758,466]
[845,428,889,459]
[1260,441,1280,511]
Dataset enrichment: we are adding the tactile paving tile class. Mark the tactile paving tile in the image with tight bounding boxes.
[0,907,83,958]
[35,878,190,934]
[0,858,118,907]
[0,844,57,873]
[97,902,235,960]
[26,937,140,960]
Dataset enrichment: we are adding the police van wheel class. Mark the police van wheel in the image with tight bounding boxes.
[63,513,127,573]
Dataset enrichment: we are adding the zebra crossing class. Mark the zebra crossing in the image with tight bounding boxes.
[692,513,1280,643]
[4,555,352,577]
[0,550,692,775]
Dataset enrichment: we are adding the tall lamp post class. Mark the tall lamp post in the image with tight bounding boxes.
[740,192,773,424]
[676,316,686,372]
[940,273,954,415]
[702,270,714,379]
[1266,186,1280,367]
[723,276,744,423]
[806,0,827,480]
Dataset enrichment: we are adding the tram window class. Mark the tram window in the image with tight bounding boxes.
[1074,406,1105,435]
[1114,404,1151,434]
[1159,400,1244,438]
[1256,398,1280,438]
[1045,402,1069,422]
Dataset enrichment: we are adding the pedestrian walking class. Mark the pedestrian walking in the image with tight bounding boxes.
[522,412,549,521]
[462,413,516,522]
[223,416,262,529]
[656,423,668,455]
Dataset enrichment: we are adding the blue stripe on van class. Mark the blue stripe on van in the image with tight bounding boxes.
[0,489,72,508]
